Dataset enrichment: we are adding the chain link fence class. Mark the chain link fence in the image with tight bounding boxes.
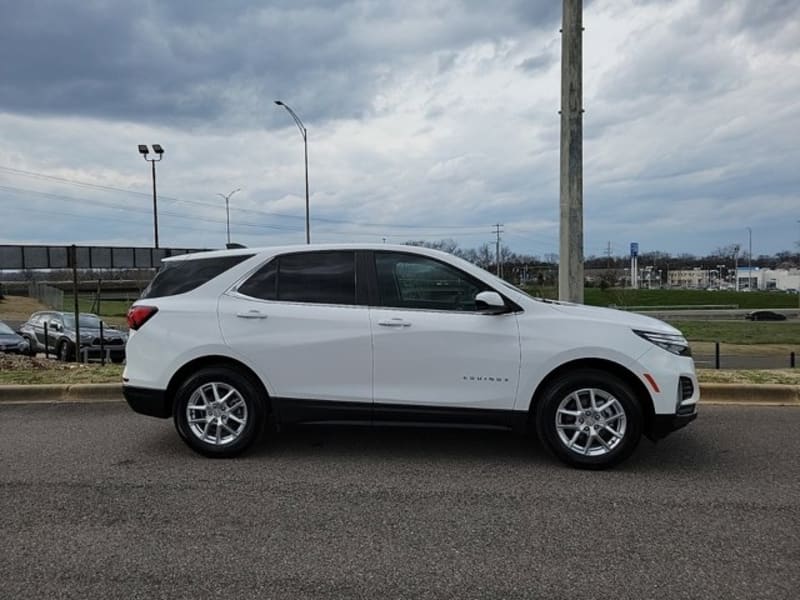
[28,282,64,310]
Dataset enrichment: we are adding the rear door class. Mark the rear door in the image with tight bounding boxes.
[368,251,521,416]
[218,250,373,413]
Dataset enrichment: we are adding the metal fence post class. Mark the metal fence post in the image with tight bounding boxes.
[715,341,720,370]
[100,321,105,367]
[791,352,796,369]
[44,322,49,358]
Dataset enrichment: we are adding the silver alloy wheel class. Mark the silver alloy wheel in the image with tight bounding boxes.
[555,388,627,457]
[186,382,248,446]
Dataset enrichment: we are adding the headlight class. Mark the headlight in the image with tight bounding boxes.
[634,330,691,356]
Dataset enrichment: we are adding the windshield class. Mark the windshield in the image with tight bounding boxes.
[0,322,15,335]
[63,314,103,329]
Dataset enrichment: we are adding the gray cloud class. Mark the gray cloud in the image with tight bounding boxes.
[0,0,566,129]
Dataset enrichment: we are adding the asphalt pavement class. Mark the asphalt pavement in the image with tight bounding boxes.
[1,402,798,599]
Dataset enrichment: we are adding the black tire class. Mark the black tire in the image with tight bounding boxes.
[534,368,643,470]
[58,340,74,362]
[22,336,36,357]
[173,366,266,458]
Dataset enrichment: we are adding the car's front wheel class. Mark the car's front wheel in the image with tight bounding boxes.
[535,369,643,469]
[173,367,266,458]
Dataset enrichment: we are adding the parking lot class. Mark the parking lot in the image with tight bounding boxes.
[0,402,797,599]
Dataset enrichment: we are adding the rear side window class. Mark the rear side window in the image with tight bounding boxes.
[141,255,254,299]
[237,251,356,305]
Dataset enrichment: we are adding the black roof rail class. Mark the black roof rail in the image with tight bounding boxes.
[225,243,247,249]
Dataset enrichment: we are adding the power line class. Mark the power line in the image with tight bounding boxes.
[0,164,494,231]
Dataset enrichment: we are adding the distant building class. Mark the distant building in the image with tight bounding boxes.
[736,268,800,292]
[667,268,713,289]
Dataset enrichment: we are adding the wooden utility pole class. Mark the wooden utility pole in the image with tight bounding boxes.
[559,0,584,303]
[494,224,504,278]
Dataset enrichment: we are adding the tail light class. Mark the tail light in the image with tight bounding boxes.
[127,305,158,331]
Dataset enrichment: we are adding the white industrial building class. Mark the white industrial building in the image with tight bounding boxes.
[736,268,800,292]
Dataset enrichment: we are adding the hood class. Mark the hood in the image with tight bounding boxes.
[0,332,23,342]
[543,301,681,335]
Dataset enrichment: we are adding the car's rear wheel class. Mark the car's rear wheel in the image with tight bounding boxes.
[535,369,643,469]
[173,367,265,458]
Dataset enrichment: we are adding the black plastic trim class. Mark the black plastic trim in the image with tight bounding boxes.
[271,397,528,431]
[647,410,698,441]
[123,386,171,419]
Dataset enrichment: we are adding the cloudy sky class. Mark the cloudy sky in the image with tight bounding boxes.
[0,0,798,259]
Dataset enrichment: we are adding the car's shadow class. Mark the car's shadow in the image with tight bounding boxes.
[141,419,711,474]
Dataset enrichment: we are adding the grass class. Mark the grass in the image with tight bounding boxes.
[696,369,800,385]
[0,363,123,385]
[671,321,800,345]
[522,286,799,309]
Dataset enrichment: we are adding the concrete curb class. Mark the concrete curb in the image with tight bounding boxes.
[0,383,123,403]
[699,383,800,405]
[0,382,799,406]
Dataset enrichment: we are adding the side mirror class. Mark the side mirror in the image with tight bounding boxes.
[49,321,61,332]
[475,291,508,314]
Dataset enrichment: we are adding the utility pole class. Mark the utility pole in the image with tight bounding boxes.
[559,0,584,303]
[493,224,504,278]
[734,244,740,291]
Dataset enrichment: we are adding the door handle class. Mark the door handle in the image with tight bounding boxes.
[377,318,411,328]
[236,310,268,319]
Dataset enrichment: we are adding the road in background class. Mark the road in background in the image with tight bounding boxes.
[1,403,798,599]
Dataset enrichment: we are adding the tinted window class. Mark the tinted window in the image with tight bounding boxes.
[63,314,102,329]
[237,259,277,300]
[375,252,488,311]
[277,251,356,305]
[141,254,253,299]
[0,322,14,335]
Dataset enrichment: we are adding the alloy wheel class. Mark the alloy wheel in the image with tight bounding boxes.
[555,388,627,457]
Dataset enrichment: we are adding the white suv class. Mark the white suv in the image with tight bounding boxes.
[123,244,698,469]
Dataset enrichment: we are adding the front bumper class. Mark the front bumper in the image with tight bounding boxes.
[647,408,698,441]
[123,386,171,419]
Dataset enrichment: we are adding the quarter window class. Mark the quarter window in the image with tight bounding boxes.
[374,252,488,311]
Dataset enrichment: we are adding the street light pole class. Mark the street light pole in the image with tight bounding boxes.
[138,144,164,248]
[274,100,310,244]
[746,226,752,290]
[217,188,241,246]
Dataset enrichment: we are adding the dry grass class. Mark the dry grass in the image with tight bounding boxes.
[0,295,48,321]
[697,369,800,385]
[0,354,123,384]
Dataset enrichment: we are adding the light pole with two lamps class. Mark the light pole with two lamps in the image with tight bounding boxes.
[138,144,165,248]
[274,100,310,244]
[218,188,241,246]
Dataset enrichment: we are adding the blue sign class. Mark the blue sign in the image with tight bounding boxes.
[630,242,639,257]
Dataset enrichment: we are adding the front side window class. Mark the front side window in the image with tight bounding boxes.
[238,251,356,305]
[375,252,488,311]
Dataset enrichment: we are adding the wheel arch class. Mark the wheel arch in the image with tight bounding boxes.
[528,358,654,432]
[165,355,271,415]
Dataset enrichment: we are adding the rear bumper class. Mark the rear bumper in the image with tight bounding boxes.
[647,409,698,441]
[123,386,171,419]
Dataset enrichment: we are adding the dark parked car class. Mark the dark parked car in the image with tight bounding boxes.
[745,310,787,322]
[19,311,127,362]
[0,320,29,354]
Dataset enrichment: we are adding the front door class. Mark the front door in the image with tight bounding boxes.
[369,251,521,415]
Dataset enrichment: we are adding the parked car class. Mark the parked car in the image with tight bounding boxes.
[19,311,127,362]
[745,310,787,321]
[0,320,29,354]
[123,244,698,469]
